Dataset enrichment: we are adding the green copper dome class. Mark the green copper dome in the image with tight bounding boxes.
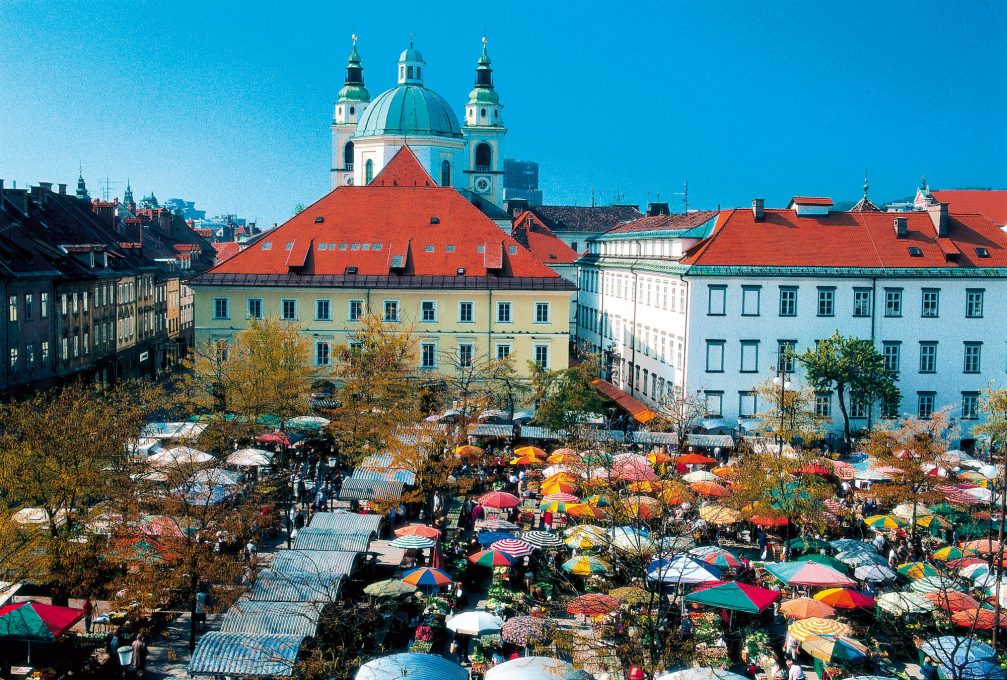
[355,84,462,139]
[338,84,370,102]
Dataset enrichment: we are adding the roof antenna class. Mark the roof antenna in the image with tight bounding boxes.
[409,31,415,48]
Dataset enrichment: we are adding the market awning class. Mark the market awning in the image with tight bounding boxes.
[188,632,305,677]
[291,528,373,553]
[248,570,344,603]
[518,426,565,441]
[308,512,383,536]
[591,379,659,424]
[352,453,416,485]
[471,423,514,438]
[687,434,735,449]
[219,600,321,637]
[338,478,405,502]
[272,550,360,579]
[635,431,679,446]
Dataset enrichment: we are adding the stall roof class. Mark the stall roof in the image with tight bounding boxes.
[309,511,383,536]
[591,378,659,423]
[141,421,207,441]
[219,600,322,637]
[272,550,359,578]
[634,431,679,446]
[291,528,373,552]
[188,632,305,677]
[518,426,565,441]
[351,452,416,485]
[248,569,343,602]
[471,424,513,438]
[338,478,405,502]
[686,434,735,449]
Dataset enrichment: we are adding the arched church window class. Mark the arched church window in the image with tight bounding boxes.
[416,67,421,79]
[441,160,451,187]
[343,141,354,170]
[365,159,374,185]
[407,66,414,79]
[475,143,492,172]
[480,108,487,117]
[349,106,355,115]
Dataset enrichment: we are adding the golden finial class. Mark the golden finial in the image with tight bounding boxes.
[351,33,357,44]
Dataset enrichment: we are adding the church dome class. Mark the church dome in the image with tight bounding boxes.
[355,85,463,139]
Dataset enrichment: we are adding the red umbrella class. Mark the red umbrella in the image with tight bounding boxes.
[751,514,789,527]
[925,591,980,612]
[566,594,620,616]
[686,580,782,613]
[394,524,442,539]
[677,453,718,465]
[690,481,729,498]
[952,608,1007,630]
[478,491,520,509]
[255,432,289,446]
[813,588,876,609]
[796,463,831,476]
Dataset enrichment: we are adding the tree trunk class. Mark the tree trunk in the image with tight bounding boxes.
[836,383,851,451]
[189,568,199,652]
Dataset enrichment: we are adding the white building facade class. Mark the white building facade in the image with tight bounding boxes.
[577,197,1007,444]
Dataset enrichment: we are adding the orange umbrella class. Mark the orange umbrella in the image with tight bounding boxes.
[963,538,1002,555]
[813,588,876,609]
[394,524,442,539]
[780,597,836,620]
[690,481,729,498]
[566,503,606,519]
[647,452,674,464]
[514,446,546,459]
[547,452,579,464]
[541,477,577,495]
[925,591,980,612]
[453,445,484,457]
[629,481,664,494]
[711,466,735,478]
[677,453,718,465]
[661,482,691,505]
[751,514,789,527]
[510,455,543,466]
[952,607,1007,630]
[622,495,660,519]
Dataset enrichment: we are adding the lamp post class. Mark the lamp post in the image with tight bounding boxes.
[773,366,793,458]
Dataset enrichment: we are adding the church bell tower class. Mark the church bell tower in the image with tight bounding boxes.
[331,35,370,188]
[462,38,506,207]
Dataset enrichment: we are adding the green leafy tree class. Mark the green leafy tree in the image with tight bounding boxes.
[975,388,1007,648]
[529,352,609,438]
[797,331,899,450]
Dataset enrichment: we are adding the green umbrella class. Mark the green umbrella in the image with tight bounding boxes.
[786,537,830,552]
[364,579,418,598]
[957,521,995,538]
[685,580,781,613]
[928,503,968,518]
[0,601,84,641]
[797,553,850,573]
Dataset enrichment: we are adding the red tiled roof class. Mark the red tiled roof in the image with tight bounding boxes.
[529,205,643,233]
[682,208,1007,268]
[209,147,561,279]
[930,190,1007,226]
[213,242,241,264]
[591,379,658,424]
[511,211,581,263]
[789,196,834,206]
[604,210,720,235]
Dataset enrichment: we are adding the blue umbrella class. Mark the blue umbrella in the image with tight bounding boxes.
[477,531,516,545]
[941,661,1005,680]
[920,636,995,667]
[356,652,467,680]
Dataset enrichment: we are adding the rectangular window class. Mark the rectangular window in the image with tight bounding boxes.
[815,393,832,417]
[817,287,835,317]
[535,302,550,323]
[281,299,297,320]
[496,343,511,360]
[452,301,473,325]
[741,286,761,316]
[26,343,34,366]
[919,342,937,373]
[24,293,33,321]
[534,344,549,369]
[409,299,434,323]
[918,392,935,419]
[705,340,725,373]
[8,347,17,369]
[966,289,984,318]
[383,300,399,322]
[41,341,49,362]
[739,391,757,418]
[316,299,331,321]
[962,392,979,420]
[740,340,759,373]
[72,293,78,314]
[8,295,16,322]
[458,343,473,368]
[778,340,796,373]
[213,297,229,319]
[882,341,901,373]
[496,301,512,323]
[881,395,899,419]
[853,288,872,317]
[348,300,363,321]
[247,298,263,320]
[850,396,868,420]
[315,341,330,366]
[420,342,437,369]
[964,342,982,374]
[704,391,723,417]
[921,289,939,318]
[707,285,726,316]
[884,288,903,317]
[83,332,89,354]
[642,369,649,396]
[83,291,88,312]
[41,292,48,318]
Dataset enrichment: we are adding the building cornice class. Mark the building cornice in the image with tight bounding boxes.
[189,272,577,291]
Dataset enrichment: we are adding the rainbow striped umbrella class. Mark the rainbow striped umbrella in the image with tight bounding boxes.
[864,514,905,530]
[562,555,610,576]
[401,567,452,588]
[469,549,516,568]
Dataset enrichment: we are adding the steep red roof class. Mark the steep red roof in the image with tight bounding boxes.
[682,208,1007,269]
[604,210,720,235]
[511,211,581,263]
[528,205,643,233]
[212,242,241,265]
[208,147,562,280]
[930,190,1007,226]
[788,196,834,207]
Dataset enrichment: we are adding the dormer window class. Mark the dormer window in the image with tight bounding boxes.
[416,66,421,79]
[976,247,991,258]
[407,66,414,79]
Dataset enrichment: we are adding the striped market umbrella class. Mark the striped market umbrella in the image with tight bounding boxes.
[476,518,521,532]
[685,580,781,613]
[562,555,610,576]
[876,591,934,615]
[514,446,546,459]
[540,500,575,513]
[478,491,520,508]
[814,588,876,609]
[541,477,578,495]
[491,538,534,558]
[933,545,978,561]
[394,524,441,539]
[898,562,943,579]
[912,577,965,594]
[765,562,857,588]
[566,503,607,519]
[0,601,84,642]
[401,567,453,588]
[389,535,436,549]
[566,593,619,616]
[522,530,564,548]
[564,525,607,549]
[801,635,869,664]
[692,547,743,569]
[542,492,579,503]
[797,554,850,574]
[788,617,852,642]
[780,597,836,620]
[469,549,516,568]
[864,514,905,530]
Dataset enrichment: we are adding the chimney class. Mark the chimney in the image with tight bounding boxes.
[646,202,670,217]
[38,182,53,193]
[894,216,908,238]
[752,198,765,222]
[504,197,528,216]
[58,183,67,195]
[0,179,4,208]
[928,202,948,237]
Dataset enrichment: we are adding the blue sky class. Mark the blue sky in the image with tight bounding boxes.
[1,0,1005,228]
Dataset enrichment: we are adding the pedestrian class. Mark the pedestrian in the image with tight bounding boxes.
[245,539,257,562]
[82,596,93,634]
[921,657,938,680]
[786,659,805,680]
[131,633,148,679]
[195,588,208,630]
[784,633,800,661]
[758,530,769,560]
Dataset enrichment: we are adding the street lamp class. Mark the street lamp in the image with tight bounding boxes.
[773,370,793,457]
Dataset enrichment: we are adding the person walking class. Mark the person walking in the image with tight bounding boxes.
[131,634,148,679]
[82,596,93,634]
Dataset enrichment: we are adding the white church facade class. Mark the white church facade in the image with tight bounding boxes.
[330,37,506,208]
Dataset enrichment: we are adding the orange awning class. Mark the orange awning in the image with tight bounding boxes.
[591,379,659,424]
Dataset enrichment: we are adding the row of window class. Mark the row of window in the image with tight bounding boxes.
[577,308,686,370]
[709,284,985,319]
[582,270,688,313]
[706,338,987,375]
[622,361,673,402]
[8,279,166,324]
[702,389,980,422]
[9,341,50,370]
[309,338,542,369]
[215,298,551,325]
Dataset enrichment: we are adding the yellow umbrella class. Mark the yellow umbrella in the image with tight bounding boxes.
[564,525,607,549]
[515,446,546,459]
[787,617,852,642]
[453,445,484,457]
[699,505,742,525]
[566,503,606,519]
[541,478,577,495]
[628,481,664,494]
[547,453,579,464]
[511,455,543,466]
